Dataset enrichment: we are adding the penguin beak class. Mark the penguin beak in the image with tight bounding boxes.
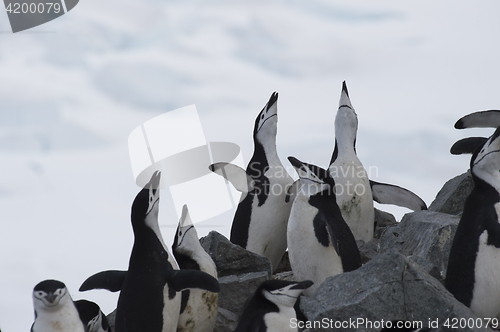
[179,205,193,228]
[45,292,56,304]
[150,171,161,190]
[290,280,314,290]
[257,92,278,131]
[339,81,354,111]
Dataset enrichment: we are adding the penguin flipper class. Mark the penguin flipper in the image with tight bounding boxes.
[450,137,488,155]
[167,269,220,293]
[455,110,500,129]
[370,180,427,211]
[209,162,253,193]
[322,211,362,272]
[79,270,127,292]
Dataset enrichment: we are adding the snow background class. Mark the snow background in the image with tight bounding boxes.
[1,1,499,330]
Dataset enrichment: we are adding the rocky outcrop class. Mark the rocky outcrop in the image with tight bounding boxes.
[380,210,460,281]
[429,172,473,215]
[373,208,397,239]
[301,251,489,332]
[200,231,272,278]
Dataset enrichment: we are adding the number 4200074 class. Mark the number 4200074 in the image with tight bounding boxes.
[6,3,62,14]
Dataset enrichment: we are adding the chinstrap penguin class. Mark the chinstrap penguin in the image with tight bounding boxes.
[210,92,297,272]
[79,171,220,332]
[446,126,500,319]
[172,205,218,332]
[234,279,313,332]
[31,279,85,332]
[287,156,361,296]
[329,81,427,242]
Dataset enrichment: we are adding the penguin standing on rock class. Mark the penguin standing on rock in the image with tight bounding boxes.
[210,92,297,272]
[79,171,220,332]
[31,279,85,332]
[172,205,218,332]
[234,279,313,332]
[287,157,361,296]
[329,82,427,242]
[446,111,500,319]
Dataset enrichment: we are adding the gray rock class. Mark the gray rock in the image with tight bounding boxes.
[373,208,397,239]
[409,255,445,286]
[301,250,489,332]
[357,238,380,264]
[429,172,473,215]
[214,307,239,332]
[218,271,269,316]
[272,271,294,281]
[379,210,460,279]
[374,208,397,227]
[200,231,272,278]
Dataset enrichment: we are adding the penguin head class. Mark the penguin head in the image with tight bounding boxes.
[253,92,278,148]
[288,157,332,197]
[471,127,500,186]
[131,171,161,230]
[172,205,199,254]
[74,300,109,332]
[260,280,313,307]
[32,280,71,311]
[335,81,358,146]
[87,310,108,332]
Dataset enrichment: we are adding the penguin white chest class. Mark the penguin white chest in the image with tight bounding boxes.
[470,230,500,319]
[287,195,343,296]
[33,309,84,332]
[263,305,297,332]
[330,157,374,242]
[246,165,293,270]
[177,289,218,332]
[162,286,181,332]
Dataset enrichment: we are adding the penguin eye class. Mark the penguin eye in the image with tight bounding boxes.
[261,114,265,120]
[37,291,44,297]
[179,231,182,236]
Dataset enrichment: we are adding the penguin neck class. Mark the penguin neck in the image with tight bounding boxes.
[193,249,217,276]
[132,215,178,268]
[186,247,216,276]
[472,172,500,202]
[133,213,166,246]
[252,133,280,170]
[334,121,357,158]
